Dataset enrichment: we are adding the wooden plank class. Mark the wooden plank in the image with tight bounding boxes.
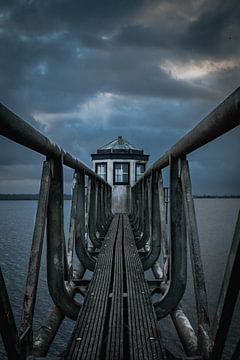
[123,214,166,360]
[65,215,119,359]
[65,214,166,359]
[105,215,124,359]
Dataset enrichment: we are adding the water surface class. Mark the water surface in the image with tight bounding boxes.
[0,199,239,359]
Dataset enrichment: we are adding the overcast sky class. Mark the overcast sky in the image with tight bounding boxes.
[0,0,239,194]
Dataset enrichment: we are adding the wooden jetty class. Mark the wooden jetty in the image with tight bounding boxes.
[0,87,240,359]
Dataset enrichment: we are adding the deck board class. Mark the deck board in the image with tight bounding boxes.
[123,214,165,360]
[105,215,124,359]
[65,215,119,359]
[65,214,165,360]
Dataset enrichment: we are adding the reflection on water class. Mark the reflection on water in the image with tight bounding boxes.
[0,199,239,359]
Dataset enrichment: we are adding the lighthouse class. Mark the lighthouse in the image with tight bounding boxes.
[91,136,149,213]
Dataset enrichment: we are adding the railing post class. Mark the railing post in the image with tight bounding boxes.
[95,180,103,237]
[0,267,22,359]
[147,175,152,250]
[158,170,168,279]
[142,170,161,270]
[138,179,145,237]
[104,183,112,225]
[211,211,240,360]
[19,160,51,353]
[67,172,79,279]
[47,155,80,320]
[152,263,200,357]
[88,177,102,248]
[131,182,140,234]
[129,186,136,222]
[74,171,95,271]
[100,183,106,227]
[142,178,151,248]
[98,181,107,236]
[154,156,187,319]
[134,180,145,249]
[181,158,212,358]
[32,264,85,357]
[106,184,113,221]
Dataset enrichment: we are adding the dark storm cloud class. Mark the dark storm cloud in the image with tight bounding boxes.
[0,0,239,194]
[114,24,174,49]
[180,0,240,57]
[2,0,144,36]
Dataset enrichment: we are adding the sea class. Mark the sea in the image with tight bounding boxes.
[0,199,239,359]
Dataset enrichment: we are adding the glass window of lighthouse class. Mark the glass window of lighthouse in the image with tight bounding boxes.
[135,163,145,182]
[96,163,107,181]
[114,163,129,185]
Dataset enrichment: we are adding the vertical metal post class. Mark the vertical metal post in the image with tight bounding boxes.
[19,160,51,352]
[67,171,79,278]
[147,175,152,250]
[75,171,95,271]
[103,183,109,222]
[154,156,187,319]
[231,338,240,360]
[129,186,135,222]
[181,159,212,358]
[0,267,22,359]
[106,184,113,221]
[136,177,150,249]
[152,262,200,357]
[131,182,140,233]
[158,171,168,270]
[142,170,161,270]
[88,177,102,248]
[32,263,85,357]
[98,182,106,235]
[95,180,104,237]
[164,187,169,224]
[47,156,80,320]
[139,180,145,235]
[101,183,106,227]
[211,211,240,360]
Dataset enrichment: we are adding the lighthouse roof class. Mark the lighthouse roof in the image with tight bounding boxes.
[91,136,149,161]
[99,136,141,152]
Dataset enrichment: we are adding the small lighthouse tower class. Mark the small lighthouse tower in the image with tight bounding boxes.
[91,136,149,213]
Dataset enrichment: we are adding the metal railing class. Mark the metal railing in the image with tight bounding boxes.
[0,105,113,358]
[0,86,239,359]
[130,87,240,359]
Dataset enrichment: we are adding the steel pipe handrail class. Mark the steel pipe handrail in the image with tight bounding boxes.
[135,86,240,184]
[0,104,110,186]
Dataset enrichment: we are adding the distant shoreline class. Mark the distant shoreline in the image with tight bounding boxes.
[193,195,240,199]
[0,194,239,200]
[0,194,72,200]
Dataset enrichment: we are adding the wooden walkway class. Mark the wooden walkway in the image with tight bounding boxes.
[65,214,165,360]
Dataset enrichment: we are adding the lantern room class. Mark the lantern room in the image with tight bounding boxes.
[91,136,149,213]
